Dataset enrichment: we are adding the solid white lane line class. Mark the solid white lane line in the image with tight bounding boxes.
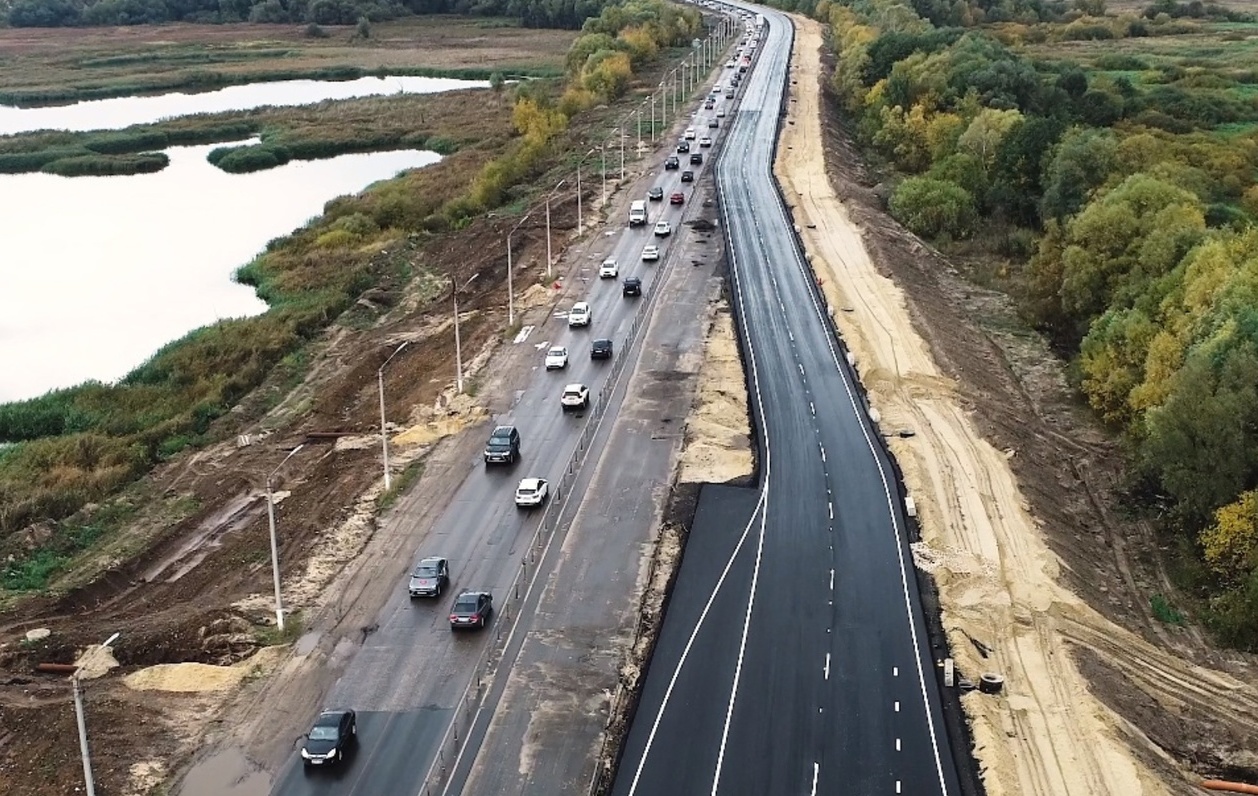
[810,762,819,796]
[709,489,771,796]
[625,488,767,796]
[824,653,830,680]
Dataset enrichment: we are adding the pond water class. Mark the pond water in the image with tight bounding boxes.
[0,140,440,403]
[0,75,488,135]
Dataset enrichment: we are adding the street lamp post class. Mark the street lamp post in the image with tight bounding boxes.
[650,93,657,140]
[619,125,625,181]
[578,147,596,235]
[377,341,409,491]
[506,214,530,326]
[453,272,479,393]
[599,145,607,206]
[545,178,565,280]
[72,632,119,796]
[265,444,304,632]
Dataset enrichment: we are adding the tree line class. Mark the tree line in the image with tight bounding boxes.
[5,0,609,28]
[763,0,1258,647]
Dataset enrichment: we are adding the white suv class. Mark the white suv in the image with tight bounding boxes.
[599,258,618,278]
[568,302,591,327]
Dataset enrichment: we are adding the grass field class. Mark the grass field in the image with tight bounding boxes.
[0,16,570,106]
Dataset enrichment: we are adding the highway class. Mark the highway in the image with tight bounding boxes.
[611,7,964,796]
[267,30,740,796]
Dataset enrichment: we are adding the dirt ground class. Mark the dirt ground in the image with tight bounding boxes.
[677,303,754,485]
[775,15,1258,795]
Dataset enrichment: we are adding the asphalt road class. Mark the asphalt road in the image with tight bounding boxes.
[269,39,739,796]
[611,7,964,796]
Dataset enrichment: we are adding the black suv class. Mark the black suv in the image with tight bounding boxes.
[301,709,356,767]
[623,277,642,297]
[664,156,680,170]
[677,140,690,153]
[648,186,664,201]
[483,425,520,465]
[681,170,694,183]
[690,153,704,166]
[591,339,614,360]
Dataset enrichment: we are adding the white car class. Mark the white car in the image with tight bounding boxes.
[515,478,549,508]
[699,136,713,148]
[545,346,568,370]
[568,302,591,327]
[654,221,672,238]
[599,258,619,278]
[641,245,660,262]
[684,127,696,140]
[561,383,590,410]
[717,108,727,118]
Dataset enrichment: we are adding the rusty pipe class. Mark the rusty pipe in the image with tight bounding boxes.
[35,663,78,674]
[1202,781,1258,794]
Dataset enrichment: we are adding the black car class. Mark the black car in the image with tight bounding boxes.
[301,709,356,767]
[408,556,449,598]
[709,119,719,128]
[483,424,520,465]
[664,156,680,170]
[681,170,694,183]
[648,186,664,201]
[449,591,493,629]
[690,153,704,166]
[677,140,690,153]
[591,338,614,360]
[623,277,642,297]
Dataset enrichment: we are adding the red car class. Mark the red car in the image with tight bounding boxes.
[670,192,685,205]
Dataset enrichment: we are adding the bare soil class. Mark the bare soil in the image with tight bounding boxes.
[777,15,1258,795]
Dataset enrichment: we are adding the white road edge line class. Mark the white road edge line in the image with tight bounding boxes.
[810,762,820,796]
[824,653,830,680]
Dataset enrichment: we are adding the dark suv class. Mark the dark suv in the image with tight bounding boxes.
[591,339,614,360]
[690,153,704,166]
[623,277,642,297]
[664,155,680,170]
[483,425,521,465]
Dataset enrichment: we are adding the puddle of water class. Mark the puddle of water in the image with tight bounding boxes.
[178,746,271,796]
[294,631,321,656]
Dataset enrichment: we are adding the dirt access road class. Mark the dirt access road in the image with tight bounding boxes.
[775,15,1258,796]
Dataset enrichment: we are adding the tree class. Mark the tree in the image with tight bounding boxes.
[889,176,977,238]
[356,14,371,37]
[956,107,1021,168]
[1040,126,1118,222]
[1202,490,1258,583]
[988,115,1065,226]
[489,72,506,93]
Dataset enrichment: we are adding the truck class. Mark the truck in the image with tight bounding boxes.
[629,199,648,226]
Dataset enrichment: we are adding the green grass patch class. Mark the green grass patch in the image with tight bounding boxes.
[376,458,426,512]
[1151,593,1186,624]
[41,151,170,176]
[1,499,139,592]
[253,610,305,646]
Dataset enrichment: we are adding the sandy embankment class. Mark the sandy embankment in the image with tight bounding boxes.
[677,303,754,484]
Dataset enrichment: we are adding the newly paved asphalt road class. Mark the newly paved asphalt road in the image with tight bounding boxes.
[612,7,963,796]
[270,34,737,796]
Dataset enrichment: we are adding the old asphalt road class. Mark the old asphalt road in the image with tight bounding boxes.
[611,6,964,796]
[268,34,737,796]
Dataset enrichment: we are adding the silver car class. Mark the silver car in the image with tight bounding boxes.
[408,556,449,598]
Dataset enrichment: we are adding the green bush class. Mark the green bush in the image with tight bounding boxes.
[40,152,169,176]
[214,143,293,173]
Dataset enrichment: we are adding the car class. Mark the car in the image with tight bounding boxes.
[408,556,449,598]
[681,170,694,183]
[704,101,715,110]
[691,153,704,166]
[717,108,727,117]
[599,258,618,279]
[301,709,356,767]
[623,276,642,297]
[654,221,672,237]
[591,338,614,360]
[449,591,493,629]
[726,61,736,68]
[709,119,719,128]
[641,244,660,262]
[514,477,549,507]
[648,186,664,201]
[684,127,697,140]
[677,140,691,153]
[670,191,685,204]
[664,156,680,171]
[544,345,568,370]
[483,424,520,465]
[699,136,713,148]
[561,383,590,410]
[568,301,591,327]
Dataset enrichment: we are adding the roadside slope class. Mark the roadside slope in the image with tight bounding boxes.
[774,15,1258,796]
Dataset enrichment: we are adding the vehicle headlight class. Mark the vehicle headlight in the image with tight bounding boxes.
[301,749,311,759]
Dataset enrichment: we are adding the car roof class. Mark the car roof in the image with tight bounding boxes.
[492,425,515,435]
[625,276,642,283]
[315,709,351,725]
[548,346,565,353]
[564,382,586,391]
[418,556,446,566]
[573,301,589,310]
[517,477,544,489]
[594,338,613,345]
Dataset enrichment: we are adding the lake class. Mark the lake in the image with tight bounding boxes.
[0,75,488,135]
[0,139,441,403]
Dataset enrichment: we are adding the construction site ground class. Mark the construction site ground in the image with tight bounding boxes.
[2,13,1257,796]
